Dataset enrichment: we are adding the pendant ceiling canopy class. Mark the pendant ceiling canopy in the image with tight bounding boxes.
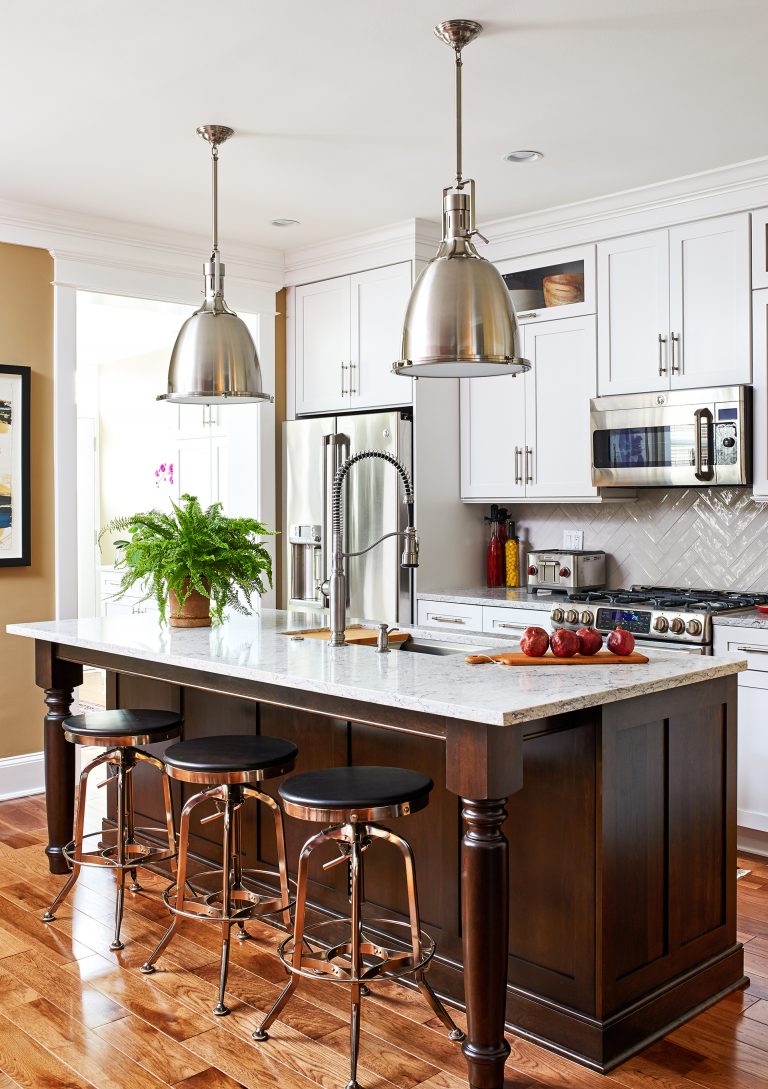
[159,125,273,406]
[393,21,530,379]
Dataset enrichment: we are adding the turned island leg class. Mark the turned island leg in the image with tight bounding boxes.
[35,642,83,875]
[446,720,523,1089]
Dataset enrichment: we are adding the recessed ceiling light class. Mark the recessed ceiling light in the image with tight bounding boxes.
[271,217,300,227]
[503,150,544,163]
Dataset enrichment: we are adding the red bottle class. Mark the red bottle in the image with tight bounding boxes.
[485,506,504,588]
[496,507,509,584]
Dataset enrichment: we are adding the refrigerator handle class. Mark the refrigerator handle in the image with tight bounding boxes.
[321,433,349,604]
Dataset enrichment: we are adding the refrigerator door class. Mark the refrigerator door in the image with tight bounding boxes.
[285,417,338,609]
[337,411,413,626]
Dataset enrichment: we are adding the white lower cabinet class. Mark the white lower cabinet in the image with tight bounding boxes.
[417,599,551,637]
[460,315,597,501]
[416,600,483,632]
[482,605,552,637]
[713,626,768,833]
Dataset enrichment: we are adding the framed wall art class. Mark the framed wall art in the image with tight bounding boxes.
[0,365,31,567]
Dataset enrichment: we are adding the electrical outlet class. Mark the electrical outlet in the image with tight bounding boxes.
[563,530,584,551]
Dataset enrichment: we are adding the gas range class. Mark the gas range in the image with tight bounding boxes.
[549,585,768,648]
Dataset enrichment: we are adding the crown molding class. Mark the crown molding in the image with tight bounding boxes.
[283,217,441,285]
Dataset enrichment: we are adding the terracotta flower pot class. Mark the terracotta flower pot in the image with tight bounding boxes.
[169,583,211,628]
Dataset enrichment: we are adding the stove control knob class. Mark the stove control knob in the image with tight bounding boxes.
[559,566,571,578]
[653,616,669,633]
[686,619,702,636]
[528,565,537,576]
[670,618,685,634]
[551,608,564,624]
[566,609,579,624]
[581,610,594,625]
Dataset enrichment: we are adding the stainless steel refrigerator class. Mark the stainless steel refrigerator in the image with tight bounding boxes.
[285,410,413,626]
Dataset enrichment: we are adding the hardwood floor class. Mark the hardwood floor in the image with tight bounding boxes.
[0,793,767,1089]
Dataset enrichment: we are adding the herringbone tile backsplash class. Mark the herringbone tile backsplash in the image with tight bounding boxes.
[510,488,768,591]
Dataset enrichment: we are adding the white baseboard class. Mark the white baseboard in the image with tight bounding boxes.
[0,751,45,800]
[738,826,768,859]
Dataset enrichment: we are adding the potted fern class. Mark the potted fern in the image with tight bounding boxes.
[103,494,275,628]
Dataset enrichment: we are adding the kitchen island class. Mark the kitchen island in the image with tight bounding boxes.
[8,611,748,1084]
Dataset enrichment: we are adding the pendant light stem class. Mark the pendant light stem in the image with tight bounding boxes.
[455,47,463,189]
[211,142,221,295]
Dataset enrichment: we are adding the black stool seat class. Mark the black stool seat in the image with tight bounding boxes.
[164,735,298,776]
[279,766,432,811]
[64,709,183,739]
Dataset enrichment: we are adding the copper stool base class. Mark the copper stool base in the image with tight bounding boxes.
[42,744,177,951]
[252,819,464,1089]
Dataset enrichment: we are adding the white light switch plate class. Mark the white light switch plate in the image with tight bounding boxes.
[563,530,584,550]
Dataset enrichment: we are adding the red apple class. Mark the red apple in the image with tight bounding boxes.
[576,627,603,656]
[607,628,636,656]
[519,626,550,658]
[549,627,580,658]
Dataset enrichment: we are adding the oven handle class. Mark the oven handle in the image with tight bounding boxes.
[693,407,714,481]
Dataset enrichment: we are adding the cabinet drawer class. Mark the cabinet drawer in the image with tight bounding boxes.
[417,600,483,632]
[713,628,768,678]
[482,606,552,637]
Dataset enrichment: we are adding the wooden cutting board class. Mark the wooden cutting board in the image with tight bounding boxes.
[466,649,649,665]
[282,626,410,646]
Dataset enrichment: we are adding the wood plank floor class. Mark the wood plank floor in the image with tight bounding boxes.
[0,794,767,1089]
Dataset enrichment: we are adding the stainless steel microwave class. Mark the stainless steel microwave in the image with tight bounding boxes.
[590,385,752,487]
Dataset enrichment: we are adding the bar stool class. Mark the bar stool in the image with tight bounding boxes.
[140,734,297,1016]
[252,766,464,1089]
[42,708,181,951]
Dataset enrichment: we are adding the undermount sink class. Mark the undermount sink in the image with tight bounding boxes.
[396,637,490,657]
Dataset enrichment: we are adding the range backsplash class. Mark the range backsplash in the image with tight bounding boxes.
[509,487,768,592]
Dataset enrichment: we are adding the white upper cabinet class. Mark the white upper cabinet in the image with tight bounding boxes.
[668,215,751,389]
[524,317,597,499]
[496,244,596,325]
[295,263,412,416]
[752,288,768,497]
[460,316,597,501]
[752,207,768,290]
[596,230,670,395]
[597,213,751,395]
[350,263,413,410]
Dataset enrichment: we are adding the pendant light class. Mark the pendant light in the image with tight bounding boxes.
[393,21,530,379]
[159,125,273,405]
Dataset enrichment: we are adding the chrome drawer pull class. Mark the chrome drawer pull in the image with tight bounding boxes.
[493,621,525,631]
[516,310,538,320]
[430,615,466,624]
[736,645,768,654]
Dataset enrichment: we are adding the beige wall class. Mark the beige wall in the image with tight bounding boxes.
[0,243,54,759]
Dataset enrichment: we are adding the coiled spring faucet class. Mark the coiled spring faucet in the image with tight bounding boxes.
[327,450,419,647]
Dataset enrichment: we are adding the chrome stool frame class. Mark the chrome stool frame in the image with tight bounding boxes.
[253,794,464,1089]
[42,722,179,952]
[140,759,293,1017]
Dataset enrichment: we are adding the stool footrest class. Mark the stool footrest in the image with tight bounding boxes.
[63,827,177,871]
[277,917,436,984]
[162,868,294,925]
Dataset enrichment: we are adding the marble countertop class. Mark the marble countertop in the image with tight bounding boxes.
[7,610,746,729]
[713,611,768,629]
[417,587,556,611]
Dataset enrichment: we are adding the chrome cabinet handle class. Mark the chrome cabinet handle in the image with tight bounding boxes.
[517,310,538,320]
[736,645,768,654]
[670,332,681,375]
[525,446,533,484]
[341,362,350,397]
[514,446,522,485]
[693,407,714,481]
[658,333,667,376]
[493,621,526,631]
[348,362,357,395]
[430,614,466,624]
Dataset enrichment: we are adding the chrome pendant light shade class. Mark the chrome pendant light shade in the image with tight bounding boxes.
[160,126,273,405]
[394,22,529,379]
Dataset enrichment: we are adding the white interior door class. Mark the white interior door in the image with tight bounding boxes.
[669,213,751,389]
[295,277,351,415]
[597,230,670,395]
[350,263,413,410]
[460,374,526,499]
[523,317,598,498]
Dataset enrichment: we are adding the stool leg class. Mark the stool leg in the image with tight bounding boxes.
[125,763,141,893]
[42,748,112,922]
[348,826,364,1089]
[232,800,248,943]
[213,787,234,1016]
[140,786,199,974]
[379,826,465,1043]
[161,766,177,876]
[252,826,330,1042]
[111,753,128,951]
[254,788,291,930]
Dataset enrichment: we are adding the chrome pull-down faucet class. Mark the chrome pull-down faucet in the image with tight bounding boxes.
[326,450,418,647]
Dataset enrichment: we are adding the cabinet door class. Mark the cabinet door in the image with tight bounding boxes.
[752,289,768,497]
[295,277,351,415]
[350,263,413,410]
[734,682,768,833]
[524,317,598,498]
[752,208,768,290]
[669,213,751,389]
[174,436,213,508]
[597,230,670,395]
[459,373,526,500]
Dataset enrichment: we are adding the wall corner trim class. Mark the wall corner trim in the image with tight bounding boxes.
[0,751,44,801]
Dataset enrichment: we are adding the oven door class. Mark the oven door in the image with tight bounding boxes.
[591,402,713,487]
[640,638,710,656]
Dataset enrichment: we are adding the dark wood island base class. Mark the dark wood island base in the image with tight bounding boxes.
[34,639,745,1082]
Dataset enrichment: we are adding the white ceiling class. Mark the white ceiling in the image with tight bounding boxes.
[3,0,767,250]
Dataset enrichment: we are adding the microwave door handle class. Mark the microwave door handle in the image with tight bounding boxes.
[693,408,715,481]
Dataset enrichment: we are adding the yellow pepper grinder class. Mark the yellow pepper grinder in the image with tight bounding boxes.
[505,519,520,588]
